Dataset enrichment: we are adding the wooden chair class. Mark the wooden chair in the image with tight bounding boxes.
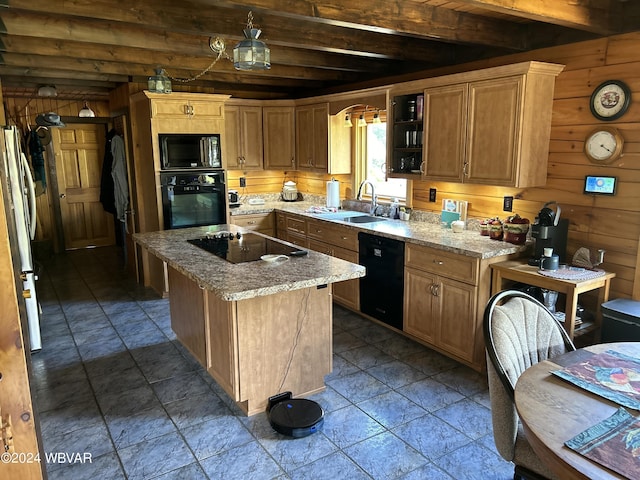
[483,290,575,480]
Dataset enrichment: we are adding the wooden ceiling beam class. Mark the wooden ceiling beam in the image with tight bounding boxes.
[449,0,622,35]
[197,0,529,49]
[0,52,342,89]
[4,3,462,63]
[0,34,398,76]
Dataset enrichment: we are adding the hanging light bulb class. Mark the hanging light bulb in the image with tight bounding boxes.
[78,101,96,118]
[344,113,353,127]
[233,11,271,70]
[372,110,381,124]
[357,114,367,127]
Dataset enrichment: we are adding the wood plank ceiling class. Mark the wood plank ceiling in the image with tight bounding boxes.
[1,0,638,100]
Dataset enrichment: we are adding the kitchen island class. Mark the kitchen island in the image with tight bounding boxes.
[134,225,365,415]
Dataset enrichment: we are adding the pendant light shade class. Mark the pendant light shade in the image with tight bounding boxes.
[78,101,96,118]
[148,67,172,93]
[344,114,353,127]
[233,12,271,70]
[372,111,382,124]
[357,114,367,127]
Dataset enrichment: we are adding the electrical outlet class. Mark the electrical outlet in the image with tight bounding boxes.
[239,177,246,188]
[503,196,513,212]
[429,188,437,202]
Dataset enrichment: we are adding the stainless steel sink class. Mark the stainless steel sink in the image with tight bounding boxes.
[343,215,388,224]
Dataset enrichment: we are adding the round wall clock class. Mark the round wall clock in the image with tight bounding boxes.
[590,80,631,121]
[584,127,624,164]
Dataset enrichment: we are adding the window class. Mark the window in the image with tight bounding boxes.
[355,118,409,203]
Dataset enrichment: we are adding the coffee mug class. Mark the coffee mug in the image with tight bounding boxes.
[540,254,559,271]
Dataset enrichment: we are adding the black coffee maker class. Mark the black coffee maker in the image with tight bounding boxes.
[528,201,569,266]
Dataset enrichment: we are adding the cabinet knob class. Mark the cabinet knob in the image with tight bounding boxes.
[433,259,444,265]
[248,220,256,224]
[341,236,348,240]
[463,161,469,176]
[433,284,440,297]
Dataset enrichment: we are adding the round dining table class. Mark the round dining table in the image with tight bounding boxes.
[514,342,640,480]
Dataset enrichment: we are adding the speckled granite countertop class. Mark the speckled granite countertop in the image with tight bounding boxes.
[230,200,529,260]
[133,224,365,301]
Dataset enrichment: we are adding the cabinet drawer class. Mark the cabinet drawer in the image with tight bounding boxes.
[287,232,308,248]
[308,238,334,256]
[152,99,224,119]
[307,220,358,251]
[286,215,307,235]
[406,243,478,285]
[231,213,274,231]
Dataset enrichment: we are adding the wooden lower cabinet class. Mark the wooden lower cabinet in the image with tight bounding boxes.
[308,238,359,310]
[404,267,477,363]
[230,212,275,236]
[168,265,332,415]
[280,213,360,310]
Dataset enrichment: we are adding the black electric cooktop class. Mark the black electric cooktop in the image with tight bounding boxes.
[188,232,307,264]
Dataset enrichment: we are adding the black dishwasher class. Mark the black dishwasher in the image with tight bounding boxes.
[358,232,405,330]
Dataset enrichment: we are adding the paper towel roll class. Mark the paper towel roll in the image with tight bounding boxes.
[326,180,340,208]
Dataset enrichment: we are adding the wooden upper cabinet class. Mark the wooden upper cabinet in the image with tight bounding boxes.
[416,62,563,187]
[422,84,467,182]
[295,103,329,172]
[465,76,522,185]
[151,96,224,120]
[145,92,228,135]
[263,106,296,170]
[224,105,263,170]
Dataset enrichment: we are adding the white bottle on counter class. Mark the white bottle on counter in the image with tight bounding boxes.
[390,198,400,219]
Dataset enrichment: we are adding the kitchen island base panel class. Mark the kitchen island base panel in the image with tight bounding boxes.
[168,265,333,416]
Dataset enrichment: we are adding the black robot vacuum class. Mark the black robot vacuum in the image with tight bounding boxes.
[267,392,324,438]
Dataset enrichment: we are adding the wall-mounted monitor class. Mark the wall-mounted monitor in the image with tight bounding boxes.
[584,175,617,195]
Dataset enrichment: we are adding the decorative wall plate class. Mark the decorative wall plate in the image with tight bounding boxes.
[590,80,631,121]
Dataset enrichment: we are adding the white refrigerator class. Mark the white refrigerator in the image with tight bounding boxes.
[1,126,42,351]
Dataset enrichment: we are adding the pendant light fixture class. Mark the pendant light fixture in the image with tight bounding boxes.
[148,67,172,93]
[357,114,367,127]
[344,113,353,128]
[233,11,271,71]
[372,110,382,124]
[78,101,96,118]
[146,10,270,91]
[37,85,57,98]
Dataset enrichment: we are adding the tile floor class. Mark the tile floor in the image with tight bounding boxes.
[31,246,516,479]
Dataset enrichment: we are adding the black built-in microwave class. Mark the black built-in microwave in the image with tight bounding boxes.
[159,134,221,170]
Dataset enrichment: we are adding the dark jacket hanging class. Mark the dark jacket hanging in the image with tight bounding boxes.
[27,129,47,189]
[100,129,117,215]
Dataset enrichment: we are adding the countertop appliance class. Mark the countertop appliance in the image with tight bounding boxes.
[228,190,241,208]
[358,232,405,330]
[1,126,42,351]
[159,133,221,170]
[188,232,307,263]
[160,171,226,229]
[528,201,569,266]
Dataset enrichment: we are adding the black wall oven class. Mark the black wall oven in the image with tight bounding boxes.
[161,171,226,230]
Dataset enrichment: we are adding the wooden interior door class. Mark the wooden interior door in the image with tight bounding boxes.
[53,124,115,249]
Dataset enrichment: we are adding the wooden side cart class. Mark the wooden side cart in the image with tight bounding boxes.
[490,261,615,340]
